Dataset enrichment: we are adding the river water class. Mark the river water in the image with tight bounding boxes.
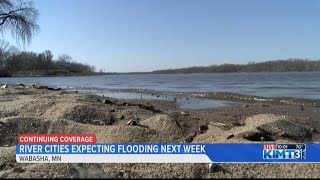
[1,72,319,109]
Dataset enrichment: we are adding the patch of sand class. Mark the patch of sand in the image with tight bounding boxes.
[193,114,308,143]
[0,87,319,178]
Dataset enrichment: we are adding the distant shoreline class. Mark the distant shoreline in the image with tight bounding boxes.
[151,59,320,74]
[4,58,320,76]
[122,70,320,75]
[0,72,117,78]
[2,71,320,77]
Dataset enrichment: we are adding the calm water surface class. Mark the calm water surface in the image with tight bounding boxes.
[0,72,319,100]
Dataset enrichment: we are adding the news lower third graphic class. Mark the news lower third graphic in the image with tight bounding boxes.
[16,134,320,163]
[263,143,306,159]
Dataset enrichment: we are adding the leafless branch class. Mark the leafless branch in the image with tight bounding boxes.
[0,0,39,46]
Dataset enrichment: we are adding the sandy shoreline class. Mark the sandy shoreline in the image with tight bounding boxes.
[0,85,320,178]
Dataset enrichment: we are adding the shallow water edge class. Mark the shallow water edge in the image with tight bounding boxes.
[74,87,320,109]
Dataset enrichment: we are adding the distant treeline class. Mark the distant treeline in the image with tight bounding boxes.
[153,59,320,74]
[0,41,96,77]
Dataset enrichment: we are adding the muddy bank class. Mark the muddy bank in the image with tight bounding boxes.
[111,88,320,107]
[0,85,319,178]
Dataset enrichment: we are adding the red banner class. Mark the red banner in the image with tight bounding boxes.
[18,134,96,144]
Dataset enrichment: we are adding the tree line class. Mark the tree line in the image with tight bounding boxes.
[0,0,97,77]
[152,59,320,74]
[0,40,95,77]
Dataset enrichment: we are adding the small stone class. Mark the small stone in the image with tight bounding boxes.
[208,163,218,173]
[243,104,249,107]
[12,167,25,173]
[68,167,79,178]
[199,125,208,133]
[226,134,234,139]
[311,128,318,133]
[103,99,113,104]
[181,112,188,115]
[300,106,304,110]
[184,137,192,143]
[110,108,116,112]
[126,119,138,126]
[279,130,286,136]
[211,122,227,127]
[233,122,244,126]
[115,172,124,178]
[0,162,5,169]
[133,115,140,120]
[1,84,7,89]
[261,104,269,107]
[92,120,106,125]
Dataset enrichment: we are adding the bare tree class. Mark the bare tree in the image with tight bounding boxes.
[58,54,72,63]
[0,39,15,69]
[0,40,9,68]
[43,50,52,72]
[0,0,39,46]
[57,53,72,70]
